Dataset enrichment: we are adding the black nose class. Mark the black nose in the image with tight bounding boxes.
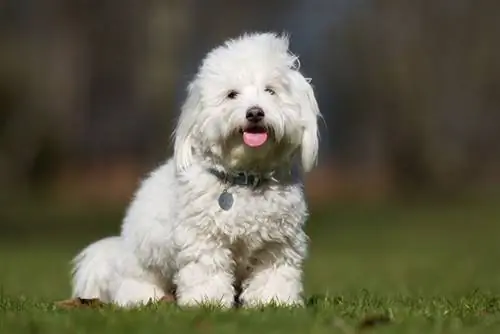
[246,106,265,123]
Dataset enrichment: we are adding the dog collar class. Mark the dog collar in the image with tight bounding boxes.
[207,168,273,188]
[207,167,277,211]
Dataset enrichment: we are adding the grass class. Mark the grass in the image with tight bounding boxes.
[1,197,500,333]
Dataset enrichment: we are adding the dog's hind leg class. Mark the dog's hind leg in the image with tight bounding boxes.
[113,279,165,307]
[71,236,166,307]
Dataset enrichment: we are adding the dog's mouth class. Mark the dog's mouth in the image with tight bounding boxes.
[239,126,269,148]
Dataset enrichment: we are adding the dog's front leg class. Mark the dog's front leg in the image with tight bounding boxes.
[174,240,235,308]
[240,243,305,307]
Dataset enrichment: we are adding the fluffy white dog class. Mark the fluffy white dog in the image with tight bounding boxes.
[71,32,321,308]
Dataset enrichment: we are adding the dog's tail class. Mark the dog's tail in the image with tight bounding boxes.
[71,236,122,302]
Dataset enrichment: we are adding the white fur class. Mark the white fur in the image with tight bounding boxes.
[71,32,321,308]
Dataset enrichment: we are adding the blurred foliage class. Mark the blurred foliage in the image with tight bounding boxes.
[0,0,499,201]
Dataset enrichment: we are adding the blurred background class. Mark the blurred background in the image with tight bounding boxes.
[1,0,500,206]
[1,0,500,301]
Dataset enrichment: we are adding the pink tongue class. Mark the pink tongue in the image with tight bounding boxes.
[243,131,268,147]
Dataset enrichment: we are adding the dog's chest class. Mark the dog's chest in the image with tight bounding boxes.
[208,184,307,244]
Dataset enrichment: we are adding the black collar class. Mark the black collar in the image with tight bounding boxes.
[207,168,275,187]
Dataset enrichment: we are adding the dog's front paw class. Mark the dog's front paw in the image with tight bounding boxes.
[175,246,236,308]
[175,271,235,308]
[240,264,304,308]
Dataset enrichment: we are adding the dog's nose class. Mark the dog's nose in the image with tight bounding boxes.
[246,107,265,123]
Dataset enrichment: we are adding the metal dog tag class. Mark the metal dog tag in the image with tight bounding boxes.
[218,190,234,211]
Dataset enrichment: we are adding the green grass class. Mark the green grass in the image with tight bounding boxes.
[1,198,500,333]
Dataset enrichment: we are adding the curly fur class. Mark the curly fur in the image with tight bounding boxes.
[71,32,321,308]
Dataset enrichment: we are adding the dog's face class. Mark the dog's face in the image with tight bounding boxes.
[174,33,321,173]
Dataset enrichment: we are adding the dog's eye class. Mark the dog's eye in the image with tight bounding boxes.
[265,87,276,95]
[227,90,239,99]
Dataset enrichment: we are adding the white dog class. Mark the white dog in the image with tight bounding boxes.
[71,32,321,308]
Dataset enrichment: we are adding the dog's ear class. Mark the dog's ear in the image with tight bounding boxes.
[288,70,321,173]
[173,80,202,172]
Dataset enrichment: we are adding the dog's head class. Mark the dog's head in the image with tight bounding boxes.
[174,32,321,174]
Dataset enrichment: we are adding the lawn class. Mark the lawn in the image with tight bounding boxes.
[1,197,500,333]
